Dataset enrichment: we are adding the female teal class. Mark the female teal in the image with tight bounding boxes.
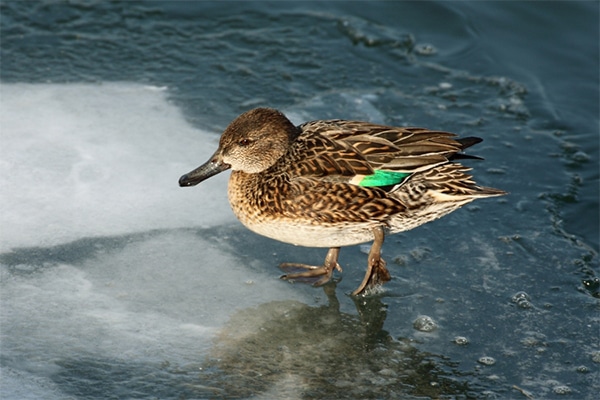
[180,108,505,295]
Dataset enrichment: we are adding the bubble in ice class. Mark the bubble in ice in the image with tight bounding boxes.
[477,356,496,366]
[414,43,438,56]
[511,291,533,309]
[571,150,590,163]
[453,336,469,345]
[552,385,572,395]
[413,315,438,332]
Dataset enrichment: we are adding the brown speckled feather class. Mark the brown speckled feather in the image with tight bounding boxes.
[290,120,469,179]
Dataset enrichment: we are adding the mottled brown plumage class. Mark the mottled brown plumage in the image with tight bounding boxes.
[179,108,505,295]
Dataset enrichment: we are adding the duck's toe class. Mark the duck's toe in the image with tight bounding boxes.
[279,247,342,287]
[352,257,391,296]
[279,262,340,286]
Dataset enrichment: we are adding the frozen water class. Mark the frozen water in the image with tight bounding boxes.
[0,84,312,398]
[413,315,438,332]
[0,83,233,252]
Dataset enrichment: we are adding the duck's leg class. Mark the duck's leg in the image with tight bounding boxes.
[280,247,342,286]
[352,226,391,296]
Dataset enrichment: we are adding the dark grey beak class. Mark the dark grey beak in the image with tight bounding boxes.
[179,153,230,187]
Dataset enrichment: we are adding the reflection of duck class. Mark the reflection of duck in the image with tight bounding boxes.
[180,108,505,294]
[199,283,471,399]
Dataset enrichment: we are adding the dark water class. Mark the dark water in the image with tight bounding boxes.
[1,1,598,399]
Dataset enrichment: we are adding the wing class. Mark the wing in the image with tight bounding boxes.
[286,120,473,189]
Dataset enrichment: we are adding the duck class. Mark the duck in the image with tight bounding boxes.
[179,108,506,295]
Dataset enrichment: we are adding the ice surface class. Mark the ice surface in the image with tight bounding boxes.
[1,230,306,360]
[0,84,312,398]
[0,83,233,252]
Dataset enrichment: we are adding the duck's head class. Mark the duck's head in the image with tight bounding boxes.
[179,108,299,187]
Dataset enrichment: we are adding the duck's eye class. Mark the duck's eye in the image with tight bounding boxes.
[238,138,252,147]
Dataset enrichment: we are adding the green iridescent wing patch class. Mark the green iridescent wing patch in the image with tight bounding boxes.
[357,170,411,187]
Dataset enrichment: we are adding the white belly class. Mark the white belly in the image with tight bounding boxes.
[242,219,379,248]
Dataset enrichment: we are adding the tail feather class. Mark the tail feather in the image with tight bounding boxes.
[450,136,485,162]
[456,136,482,150]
